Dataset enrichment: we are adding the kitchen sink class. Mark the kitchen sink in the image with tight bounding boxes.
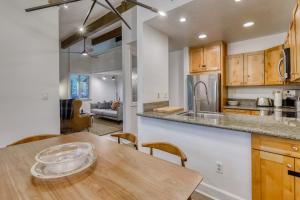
[178,112,224,118]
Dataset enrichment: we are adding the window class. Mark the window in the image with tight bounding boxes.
[70,74,90,99]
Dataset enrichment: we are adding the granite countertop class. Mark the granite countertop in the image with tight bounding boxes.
[224,105,297,112]
[137,111,300,140]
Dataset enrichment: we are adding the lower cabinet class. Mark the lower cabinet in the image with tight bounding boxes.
[252,150,294,200]
[296,159,300,200]
[252,134,300,200]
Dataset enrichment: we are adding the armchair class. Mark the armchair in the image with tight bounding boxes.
[60,100,92,133]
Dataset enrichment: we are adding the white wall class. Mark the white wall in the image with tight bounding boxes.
[139,117,252,200]
[91,47,122,73]
[90,76,117,103]
[169,50,184,107]
[227,32,300,99]
[227,32,287,55]
[142,24,169,103]
[0,0,60,147]
[122,8,138,133]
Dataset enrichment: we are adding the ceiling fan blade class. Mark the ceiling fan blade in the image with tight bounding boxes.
[104,0,131,30]
[25,0,82,12]
[95,0,112,11]
[125,0,158,13]
[83,0,97,26]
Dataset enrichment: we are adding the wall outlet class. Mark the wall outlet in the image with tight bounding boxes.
[216,161,223,174]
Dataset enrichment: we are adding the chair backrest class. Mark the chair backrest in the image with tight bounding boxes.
[142,142,188,167]
[73,100,82,118]
[8,134,58,146]
[111,133,138,150]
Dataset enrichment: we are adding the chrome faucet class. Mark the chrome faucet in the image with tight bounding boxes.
[193,81,210,115]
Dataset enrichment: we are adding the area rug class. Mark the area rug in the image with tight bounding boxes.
[89,118,123,136]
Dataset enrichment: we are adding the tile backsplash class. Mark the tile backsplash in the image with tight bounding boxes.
[228,85,300,99]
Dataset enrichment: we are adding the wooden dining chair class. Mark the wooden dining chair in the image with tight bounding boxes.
[111,132,138,150]
[8,134,58,146]
[142,142,192,200]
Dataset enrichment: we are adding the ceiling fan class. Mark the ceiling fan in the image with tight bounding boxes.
[25,0,166,30]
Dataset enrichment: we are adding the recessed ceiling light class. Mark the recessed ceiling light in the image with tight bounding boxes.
[179,17,186,23]
[243,21,255,28]
[102,77,107,80]
[235,0,242,2]
[63,4,68,9]
[158,11,167,17]
[79,26,85,33]
[198,34,207,39]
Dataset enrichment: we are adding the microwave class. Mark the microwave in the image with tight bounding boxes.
[278,48,291,81]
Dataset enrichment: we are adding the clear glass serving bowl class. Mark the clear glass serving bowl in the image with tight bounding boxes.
[35,142,93,174]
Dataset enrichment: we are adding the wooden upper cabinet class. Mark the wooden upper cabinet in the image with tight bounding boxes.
[265,45,284,85]
[226,54,244,86]
[190,48,204,73]
[244,51,265,86]
[252,150,295,200]
[294,3,300,81]
[203,44,221,71]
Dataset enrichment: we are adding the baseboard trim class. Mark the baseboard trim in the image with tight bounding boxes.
[196,182,247,200]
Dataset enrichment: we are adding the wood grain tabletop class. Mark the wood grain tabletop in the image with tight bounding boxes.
[0,132,202,200]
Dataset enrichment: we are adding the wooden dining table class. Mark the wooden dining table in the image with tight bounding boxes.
[0,132,202,200]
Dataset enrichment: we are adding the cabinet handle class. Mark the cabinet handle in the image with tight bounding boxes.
[287,164,293,168]
[202,65,206,68]
[292,146,299,151]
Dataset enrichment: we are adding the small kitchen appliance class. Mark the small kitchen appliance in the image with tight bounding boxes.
[274,90,283,108]
[282,90,300,108]
[256,98,273,107]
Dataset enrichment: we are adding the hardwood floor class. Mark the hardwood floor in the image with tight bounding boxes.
[191,191,212,200]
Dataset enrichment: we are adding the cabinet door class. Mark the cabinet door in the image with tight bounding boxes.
[296,158,300,200]
[294,2,300,80]
[190,48,204,73]
[203,44,221,71]
[289,18,298,81]
[265,45,284,85]
[252,150,295,200]
[226,54,244,86]
[244,51,265,85]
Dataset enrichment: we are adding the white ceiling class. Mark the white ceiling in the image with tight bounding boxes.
[59,0,122,40]
[146,0,296,50]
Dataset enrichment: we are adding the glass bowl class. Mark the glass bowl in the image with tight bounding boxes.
[35,142,93,174]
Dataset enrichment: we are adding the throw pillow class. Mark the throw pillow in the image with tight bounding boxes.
[103,101,112,109]
[98,102,106,109]
[111,101,120,110]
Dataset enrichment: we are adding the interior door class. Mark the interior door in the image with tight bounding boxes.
[226,54,244,86]
[244,51,265,85]
[252,150,295,200]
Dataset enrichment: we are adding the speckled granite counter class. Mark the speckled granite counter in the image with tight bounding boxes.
[137,111,300,140]
[223,105,296,112]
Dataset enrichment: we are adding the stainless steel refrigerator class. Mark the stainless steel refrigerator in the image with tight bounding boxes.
[187,73,221,113]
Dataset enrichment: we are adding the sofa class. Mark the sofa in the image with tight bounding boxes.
[90,101,123,122]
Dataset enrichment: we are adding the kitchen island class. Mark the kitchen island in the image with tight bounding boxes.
[137,111,300,200]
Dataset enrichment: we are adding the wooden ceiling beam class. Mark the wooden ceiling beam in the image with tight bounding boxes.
[61,1,134,49]
[91,27,122,45]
